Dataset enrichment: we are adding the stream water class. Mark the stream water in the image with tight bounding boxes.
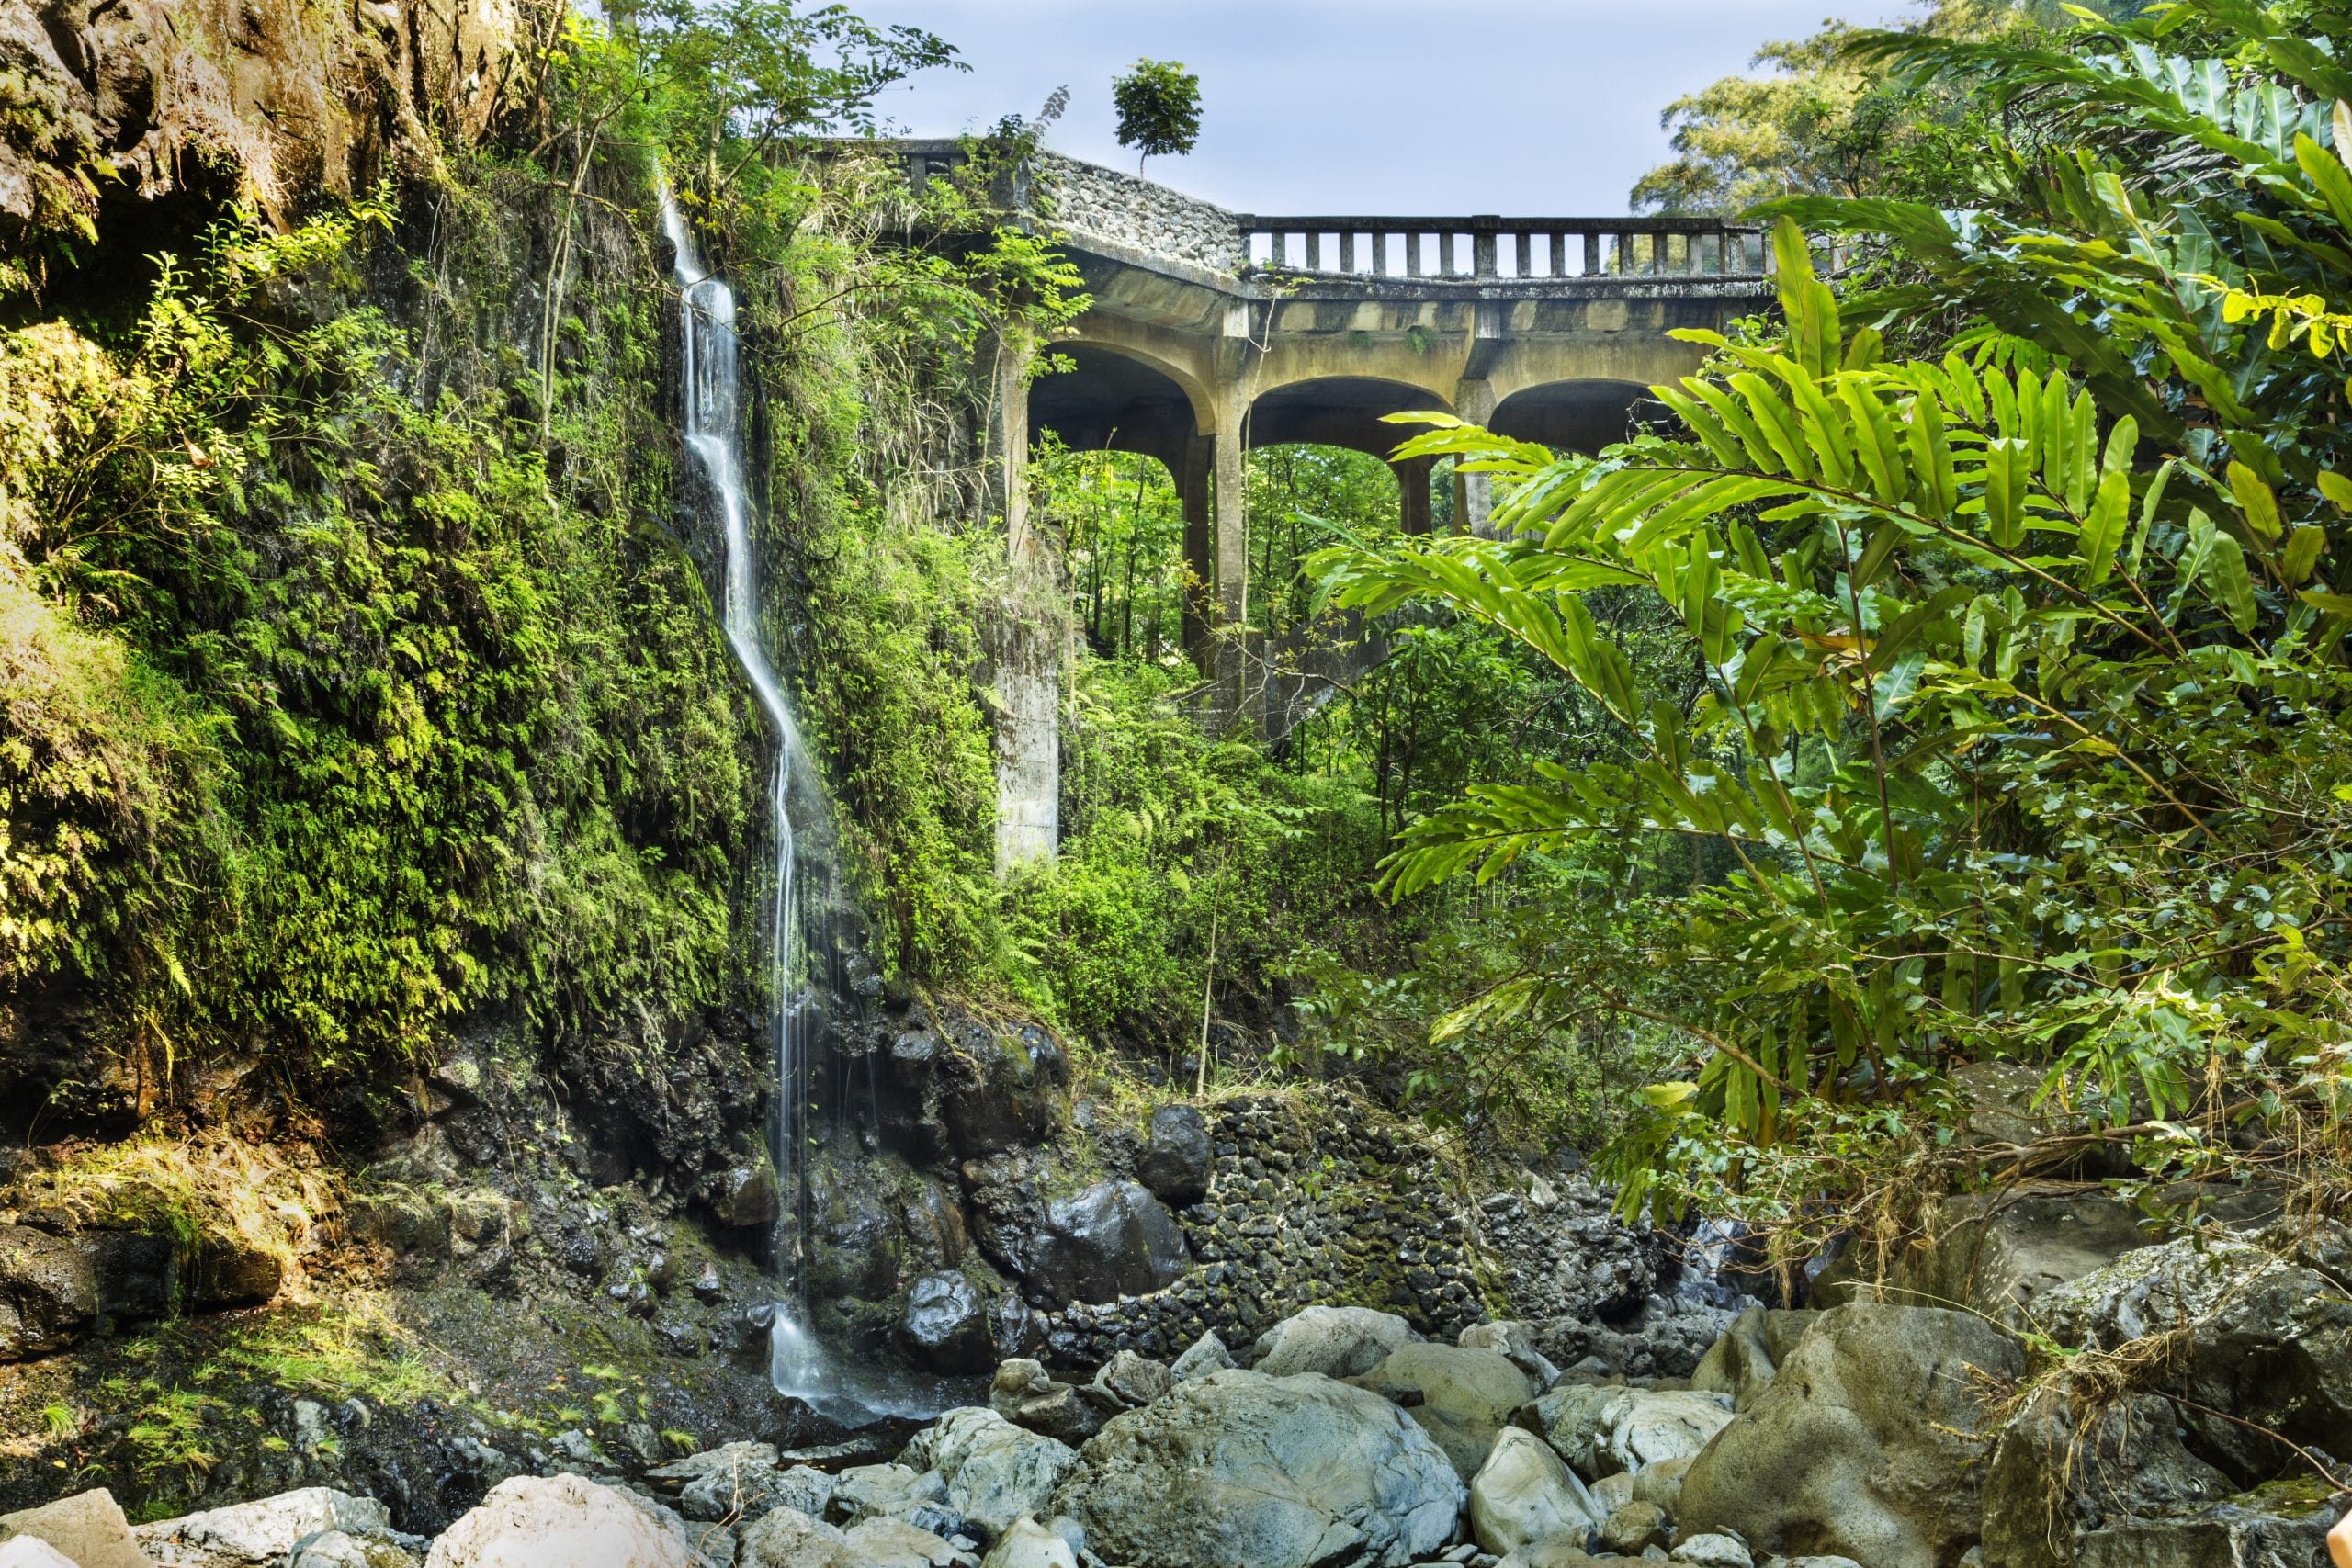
[660,192,827,1400]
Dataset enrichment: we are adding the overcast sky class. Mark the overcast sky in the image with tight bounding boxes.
[864,1,1922,215]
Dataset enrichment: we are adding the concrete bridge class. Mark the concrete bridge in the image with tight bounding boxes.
[881,144,1779,867]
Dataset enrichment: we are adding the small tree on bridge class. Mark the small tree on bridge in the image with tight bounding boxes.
[1112,59,1202,175]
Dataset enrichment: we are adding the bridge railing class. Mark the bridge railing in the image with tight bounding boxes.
[1235,216,1769,282]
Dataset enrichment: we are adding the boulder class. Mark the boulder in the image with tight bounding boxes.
[826,1467,957,1539]
[1135,1106,1210,1207]
[736,1507,956,1568]
[1051,1368,1463,1568]
[2064,1505,2333,1567]
[647,1441,777,1487]
[1671,1534,1753,1567]
[1459,1320,1561,1389]
[832,1519,957,1568]
[1023,1182,1188,1305]
[1521,1384,1731,1479]
[736,1508,845,1568]
[1589,1472,1634,1514]
[1629,1457,1691,1517]
[1603,1390,1734,1475]
[0,1490,148,1568]
[1979,1388,2235,1568]
[1088,1350,1171,1410]
[0,1541,79,1568]
[131,1488,424,1565]
[1353,1342,1540,1480]
[710,1168,779,1230]
[187,1236,283,1310]
[422,1475,693,1568]
[1521,1383,1621,1478]
[0,1225,97,1360]
[1690,1304,1815,1412]
[1493,1549,1604,1568]
[676,1455,813,1527]
[1250,1305,1412,1380]
[1468,1426,1606,1555]
[1599,1501,1668,1554]
[1678,1304,2023,1568]
[2040,1232,2352,1482]
[1169,1330,1234,1382]
[989,1360,1102,1445]
[919,1408,1078,1543]
[900,1272,991,1373]
[976,1519,1075,1568]
[941,1025,1069,1159]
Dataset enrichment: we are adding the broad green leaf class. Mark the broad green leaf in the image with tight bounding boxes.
[2079,470,2132,586]
[2283,525,2327,584]
[1985,437,2030,548]
[2204,529,2259,631]
[2229,459,2284,544]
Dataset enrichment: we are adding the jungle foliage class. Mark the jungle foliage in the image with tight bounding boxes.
[1318,0,2352,1237]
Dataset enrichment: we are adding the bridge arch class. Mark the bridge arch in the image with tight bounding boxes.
[1242,375,1453,458]
[1030,342,1210,472]
[1490,378,1657,455]
[1243,376,1450,536]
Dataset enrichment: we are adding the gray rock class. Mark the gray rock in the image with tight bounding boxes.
[1136,1105,1210,1207]
[1628,1457,1691,1518]
[1087,1350,1170,1410]
[2040,1232,2352,1482]
[1690,1305,1778,1412]
[1250,1305,1412,1380]
[1052,1368,1463,1568]
[2,1489,147,1568]
[829,1466,957,1538]
[1679,1304,2023,1568]
[1459,1321,1561,1389]
[1589,1472,1635,1515]
[1468,1426,1606,1555]
[1023,1182,1188,1306]
[1599,1501,1668,1554]
[1979,1389,2233,1568]
[941,1025,1069,1160]
[902,1272,992,1373]
[650,1441,776,1486]
[0,1225,96,1361]
[422,1475,694,1567]
[1672,1534,1754,1568]
[679,1456,814,1527]
[977,1518,1075,1568]
[1522,1385,1730,1480]
[711,1168,779,1230]
[1168,1330,1234,1382]
[1604,1391,1734,1476]
[1353,1342,1540,1480]
[922,1407,1079,1543]
[0,1540,78,1568]
[989,1361,1103,1446]
[2066,1506,2332,1567]
[133,1486,422,1564]
[737,1507,847,1568]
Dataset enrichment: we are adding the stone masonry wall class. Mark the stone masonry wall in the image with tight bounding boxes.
[1040,1092,1680,1368]
[1036,152,1245,275]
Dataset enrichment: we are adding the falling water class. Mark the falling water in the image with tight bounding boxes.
[661,191,827,1398]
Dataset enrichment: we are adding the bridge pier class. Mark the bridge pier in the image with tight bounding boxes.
[1396,454,1435,536]
[987,326,1060,875]
[1179,433,1213,662]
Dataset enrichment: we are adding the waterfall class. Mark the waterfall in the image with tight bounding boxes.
[660,191,827,1398]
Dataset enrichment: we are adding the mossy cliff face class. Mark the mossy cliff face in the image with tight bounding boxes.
[1,1,767,1129]
[0,0,519,277]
